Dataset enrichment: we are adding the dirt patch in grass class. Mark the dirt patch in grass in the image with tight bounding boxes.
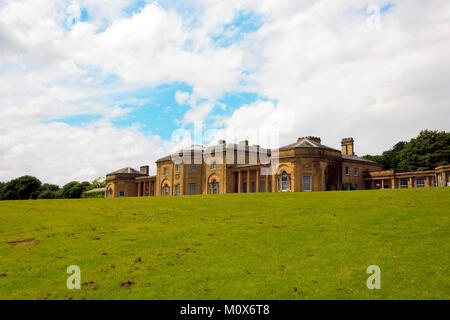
[7,239,37,246]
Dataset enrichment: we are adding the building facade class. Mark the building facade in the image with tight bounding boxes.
[105,136,449,198]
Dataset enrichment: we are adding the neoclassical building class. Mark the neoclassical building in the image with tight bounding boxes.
[105,136,449,198]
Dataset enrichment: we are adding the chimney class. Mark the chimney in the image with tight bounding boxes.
[341,138,355,155]
[239,140,249,146]
[140,165,149,175]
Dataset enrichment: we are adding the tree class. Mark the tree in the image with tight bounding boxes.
[35,183,61,199]
[0,176,42,200]
[363,130,449,171]
[91,177,106,189]
[61,181,92,199]
[397,130,450,171]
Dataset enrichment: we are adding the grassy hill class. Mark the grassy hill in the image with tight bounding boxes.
[0,188,448,300]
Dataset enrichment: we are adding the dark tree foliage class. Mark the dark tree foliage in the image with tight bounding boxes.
[61,181,91,199]
[363,130,450,171]
[0,176,42,200]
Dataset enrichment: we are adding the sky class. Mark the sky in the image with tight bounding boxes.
[0,0,449,185]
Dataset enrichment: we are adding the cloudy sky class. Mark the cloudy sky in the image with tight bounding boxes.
[0,0,449,185]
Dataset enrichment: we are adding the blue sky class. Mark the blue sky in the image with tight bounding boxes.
[2,0,449,184]
[57,1,267,140]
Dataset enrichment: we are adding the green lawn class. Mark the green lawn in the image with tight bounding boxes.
[0,188,449,300]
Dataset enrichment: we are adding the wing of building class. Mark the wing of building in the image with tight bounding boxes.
[105,136,450,198]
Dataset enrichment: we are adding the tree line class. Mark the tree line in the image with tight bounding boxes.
[363,130,450,171]
[0,177,105,200]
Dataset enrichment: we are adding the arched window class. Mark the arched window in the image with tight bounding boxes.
[212,179,218,194]
[209,179,218,194]
[281,171,288,191]
[163,184,170,196]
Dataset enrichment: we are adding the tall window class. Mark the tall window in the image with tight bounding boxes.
[416,177,425,188]
[303,176,312,192]
[209,179,218,194]
[163,167,168,176]
[108,188,112,198]
[175,184,180,195]
[242,182,247,193]
[400,178,408,189]
[189,184,196,195]
[119,191,125,197]
[354,168,359,176]
[211,161,217,170]
[163,184,170,196]
[281,171,288,191]
[190,164,196,172]
[260,181,265,192]
[345,166,350,176]
[251,181,256,193]
[175,164,180,173]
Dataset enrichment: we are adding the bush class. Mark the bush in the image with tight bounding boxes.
[82,190,105,198]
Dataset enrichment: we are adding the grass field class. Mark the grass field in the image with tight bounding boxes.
[0,188,449,300]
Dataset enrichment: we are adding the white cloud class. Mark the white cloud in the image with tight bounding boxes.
[0,0,449,184]
[175,91,190,105]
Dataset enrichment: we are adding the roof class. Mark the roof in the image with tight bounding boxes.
[279,137,340,152]
[341,154,380,165]
[85,188,106,193]
[156,143,271,163]
[107,167,144,175]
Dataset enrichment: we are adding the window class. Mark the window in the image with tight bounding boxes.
[175,184,180,195]
[345,166,350,176]
[355,184,359,190]
[281,171,288,191]
[400,178,408,189]
[162,184,170,196]
[242,182,247,193]
[119,191,125,198]
[251,181,256,193]
[190,164,196,172]
[163,167,168,176]
[303,176,312,192]
[211,161,217,170]
[416,177,425,188]
[260,181,265,192]
[345,184,351,191]
[107,188,112,198]
[209,179,218,194]
[189,184,196,195]
[175,164,180,173]
[354,168,359,176]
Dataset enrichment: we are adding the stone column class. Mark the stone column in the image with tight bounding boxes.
[265,174,269,193]
[391,178,396,189]
[409,177,414,188]
[238,171,242,193]
[247,170,251,193]
[256,168,260,193]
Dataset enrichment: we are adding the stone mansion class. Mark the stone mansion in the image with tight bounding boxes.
[105,136,449,198]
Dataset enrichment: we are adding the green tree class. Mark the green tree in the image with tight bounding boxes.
[0,176,42,200]
[363,130,449,171]
[38,190,57,199]
[34,183,60,199]
[61,181,91,198]
[397,130,450,171]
